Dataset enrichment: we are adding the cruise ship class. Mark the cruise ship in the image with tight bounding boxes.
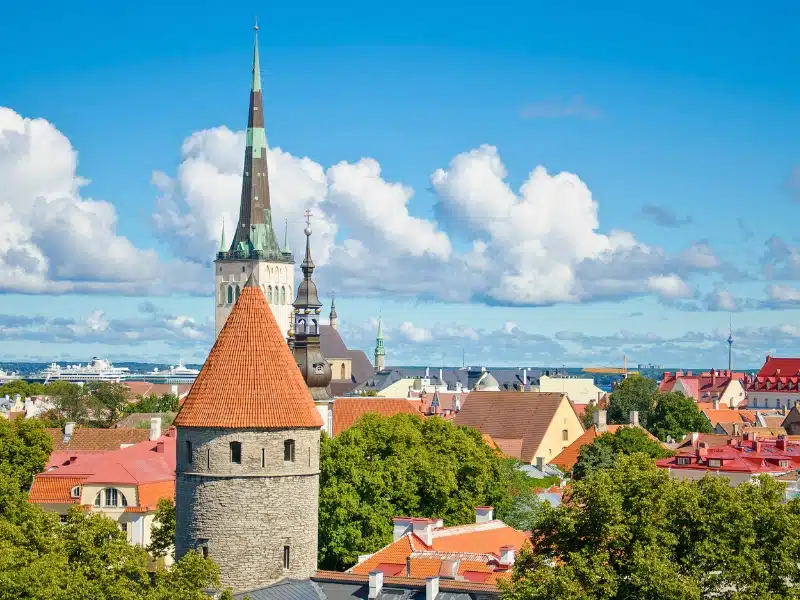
[140,359,200,384]
[0,369,21,385]
[33,358,130,383]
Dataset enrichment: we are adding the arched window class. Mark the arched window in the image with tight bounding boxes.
[280,286,286,305]
[227,286,233,304]
[267,286,273,303]
[94,488,128,508]
[235,285,241,301]
[230,441,242,464]
[340,364,346,380]
[284,439,295,462]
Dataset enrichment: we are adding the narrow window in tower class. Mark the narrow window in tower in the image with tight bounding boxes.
[283,545,290,569]
[227,286,233,304]
[261,448,266,468]
[185,440,192,464]
[202,546,209,559]
[207,449,210,469]
[230,441,242,464]
[280,286,286,305]
[284,439,295,462]
[267,286,273,303]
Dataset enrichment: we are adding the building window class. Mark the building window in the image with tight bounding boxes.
[284,439,295,462]
[340,364,346,380]
[70,485,81,498]
[261,448,266,468]
[242,266,246,273]
[227,286,233,304]
[207,448,211,469]
[283,545,290,569]
[562,429,569,442]
[780,460,790,468]
[202,546,209,559]
[268,285,273,303]
[60,514,68,523]
[120,522,128,533]
[95,488,128,508]
[185,440,192,464]
[230,441,242,464]
[280,286,286,305]
[708,459,722,468]
[676,456,690,466]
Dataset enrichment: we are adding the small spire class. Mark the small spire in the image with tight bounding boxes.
[302,209,314,275]
[377,313,383,340]
[252,19,261,92]
[283,218,290,253]
[219,218,226,252]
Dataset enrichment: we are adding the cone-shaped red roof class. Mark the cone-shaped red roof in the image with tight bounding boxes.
[174,280,323,429]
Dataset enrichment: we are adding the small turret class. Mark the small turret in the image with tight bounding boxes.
[375,315,385,372]
[329,293,339,331]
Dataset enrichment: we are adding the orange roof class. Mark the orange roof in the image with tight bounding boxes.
[46,427,149,453]
[332,397,421,436]
[430,521,528,555]
[137,480,175,508]
[174,281,323,429]
[28,476,84,504]
[701,409,756,427]
[481,433,498,450]
[549,425,660,472]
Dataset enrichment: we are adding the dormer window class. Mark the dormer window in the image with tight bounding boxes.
[708,458,722,468]
[780,460,790,468]
[70,485,81,498]
[676,456,691,466]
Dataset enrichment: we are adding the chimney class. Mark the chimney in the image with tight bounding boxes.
[663,371,671,380]
[156,441,165,453]
[597,391,603,403]
[63,422,75,442]
[629,410,639,427]
[368,572,384,599]
[712,398,720,410]
[475,506,494,523]
[412,518,434,545]
[392,517,413,542]
[439,368,443,383]
[687,370,693,376]
[426,577,440,600]
[696,442,708,458]
[535,456,545,471]
[499,546,516,566]
[711,369,716,387]
[690,432,700,445]
[149,417,162,441]
[593,409,607,433]
[777,435,789,451]
[523,368,528,386]
[433,518,444,529]
[406,556,412,577]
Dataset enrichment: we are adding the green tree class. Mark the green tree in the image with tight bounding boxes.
[606,374,657,427]
[572,426,672,480]
[647,391,712,442]
[581,403,597,430]
[0,417,53,490]
[48,381,90,424]
[319,413,533,570]
[503,454,800,600]
[124,393,180,415]
[0,380,45,398]
[87,382,130,426]
[0,470,229,599]
[147,498,176,559]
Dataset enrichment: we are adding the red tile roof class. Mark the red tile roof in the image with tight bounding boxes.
[28,476,84,504]
[658,436,800,474]
[124,382,190,399]
[659,370,745,400]
[702,408,756,428]
[332,397,421,436]
[757,357,800,377]
[46,427,150,453]
[174,281,323,429]
[453,392,575,463]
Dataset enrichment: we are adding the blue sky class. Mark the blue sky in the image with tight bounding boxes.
[1,0,799,368]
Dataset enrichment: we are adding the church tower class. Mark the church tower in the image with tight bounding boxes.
[374,316,385,372]
[215,23,294,339]
[329,293,338,331]
[290,213,334,435]
[175,277,323,593]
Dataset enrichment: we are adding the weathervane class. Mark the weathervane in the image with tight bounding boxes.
[304,209,313,235]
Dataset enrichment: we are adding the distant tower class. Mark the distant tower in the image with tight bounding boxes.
[290,211,334,435]
[174,276,323,593]
[215,23,294,339]
[728,316,734,372]
[329,293,339,331]
[374,316,386,372]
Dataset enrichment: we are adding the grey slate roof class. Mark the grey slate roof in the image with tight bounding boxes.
[357,367,547,393]
[232,578,486,600]
[320,326,375,384]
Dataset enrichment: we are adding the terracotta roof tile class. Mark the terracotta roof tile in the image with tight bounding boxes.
[137,480,175,508]
[46,427,150,453]
[453,392,572,463]
[174,282,323,429]
[332,397,421,436]
[550,425,661,472]
[28,476,84,504]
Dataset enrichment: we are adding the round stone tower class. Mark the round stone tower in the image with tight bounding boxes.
[174,277,323,593]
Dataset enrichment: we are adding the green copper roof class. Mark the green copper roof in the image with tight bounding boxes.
[375,316,385,356]
[252,25,262,92]
[218,219,226,252]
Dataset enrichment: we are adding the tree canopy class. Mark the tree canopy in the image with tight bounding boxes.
[124,393,180,415]
[147,498,176,559]
[606,374,657,427]
[0,380,46,399]
[571,427,672,480]
[648,391,712,442]
[0,470,230,599]
[0,417,53,490]
[504,454,800,600]
[318,413,534,570]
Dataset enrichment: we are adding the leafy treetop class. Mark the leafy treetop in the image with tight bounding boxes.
[571,426,673,480]
[0,417,53,491]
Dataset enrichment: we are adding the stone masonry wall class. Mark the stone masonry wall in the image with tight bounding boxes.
[176,427,320,593]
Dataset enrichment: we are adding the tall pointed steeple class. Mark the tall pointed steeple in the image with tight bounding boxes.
[218,218,226,253]
[227,22,287,261]
[329,293,338,330]
[374,314,385,372]
[291,210,333,414]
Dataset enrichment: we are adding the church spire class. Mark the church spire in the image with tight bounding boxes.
[329,293,338,330]
[227,22,285,261]
[218,218,226,253]
[374,314,385,372]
